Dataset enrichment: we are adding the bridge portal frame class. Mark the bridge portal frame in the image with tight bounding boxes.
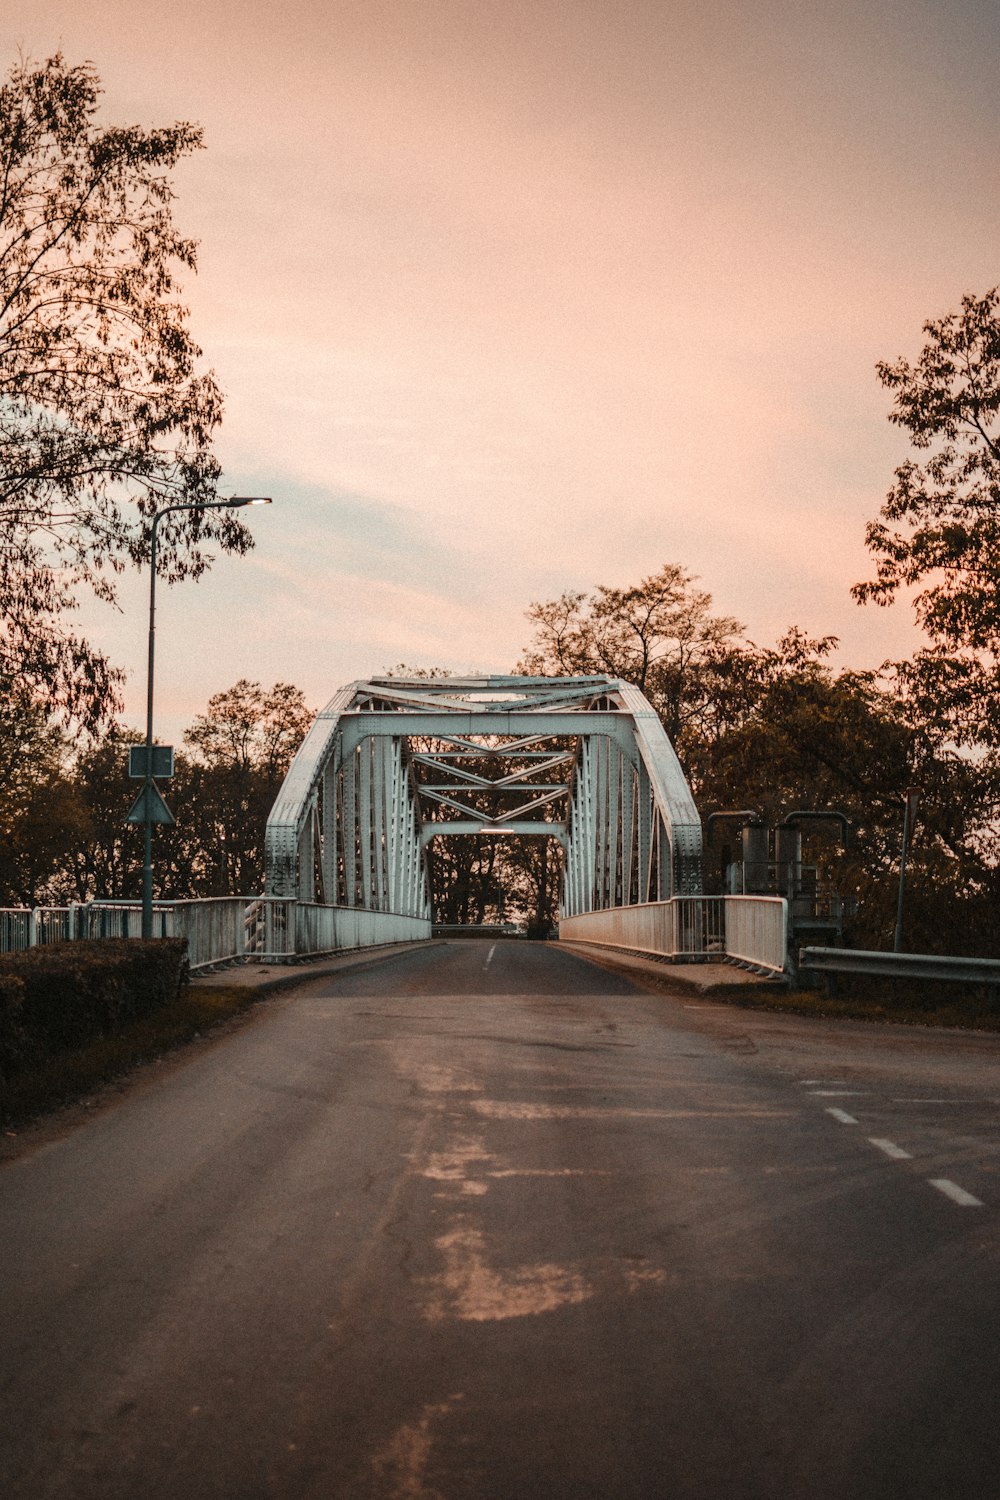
[264,675,702,916]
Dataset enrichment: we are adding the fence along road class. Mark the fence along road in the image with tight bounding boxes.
[1,893,789,974]
[3,938,1000,1500]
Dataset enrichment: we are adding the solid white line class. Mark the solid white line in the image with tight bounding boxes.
[868,1137,912,1161]
[928,1178,984,1208]
[484,945,497,969]
[826,1107,858,1126]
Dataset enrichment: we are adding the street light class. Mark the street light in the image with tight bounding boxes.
[139,496,272,939]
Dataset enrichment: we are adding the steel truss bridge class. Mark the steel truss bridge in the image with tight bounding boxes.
[264,675,702,917]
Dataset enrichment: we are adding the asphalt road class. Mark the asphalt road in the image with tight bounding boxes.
[3,939,1000,1499]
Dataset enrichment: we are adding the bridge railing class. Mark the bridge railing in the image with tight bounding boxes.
[0,909,31,952]
[558,895,787,974]
[0,899,432,969]
[297,904,432,954]
[724,896,787,973]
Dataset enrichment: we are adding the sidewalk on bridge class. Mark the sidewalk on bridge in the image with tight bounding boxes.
[559,941,788,997]
[188,941,433,994]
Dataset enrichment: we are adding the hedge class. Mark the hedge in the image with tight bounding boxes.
[0,939,189,1079]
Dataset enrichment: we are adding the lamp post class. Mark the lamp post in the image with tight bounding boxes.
[140,496,272,939]
[893,786,921,954]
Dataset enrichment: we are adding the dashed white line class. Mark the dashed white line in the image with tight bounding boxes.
[809,1090,868,1097]
[928,1178,984,1208]
[826,1108,858,1126]
[484,945,497,970]
[868,1138,912,1161]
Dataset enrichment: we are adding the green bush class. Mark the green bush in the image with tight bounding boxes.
[0,971,27,1078]
[0,939,188,1074]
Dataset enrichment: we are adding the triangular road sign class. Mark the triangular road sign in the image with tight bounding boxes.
[125,782,176,826]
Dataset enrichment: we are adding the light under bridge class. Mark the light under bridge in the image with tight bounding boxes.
[264,674,703,918]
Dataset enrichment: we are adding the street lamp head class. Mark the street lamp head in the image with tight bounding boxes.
[226,495,273,508]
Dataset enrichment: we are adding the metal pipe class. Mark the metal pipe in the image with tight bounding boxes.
[779,810,851,848]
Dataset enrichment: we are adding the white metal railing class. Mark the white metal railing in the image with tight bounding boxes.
[0,897,432,969]
[558,894,787,974]
[723,896,787,973]
[73,902,172,941]
[295,904,432,955]
[170,899,253,970]
[0,908,31,952]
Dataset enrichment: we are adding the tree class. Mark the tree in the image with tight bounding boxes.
[65,723,144,901]
[852,288,1000,745]
[694,631,999,954]
[517,562,753,764]
[0,684,84,904]
[180,681,314,894]
[0,53,250,730]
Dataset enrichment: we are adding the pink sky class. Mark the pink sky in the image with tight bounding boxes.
[5,0,999,735]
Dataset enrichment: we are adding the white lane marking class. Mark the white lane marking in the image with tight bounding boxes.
[928,1178,984,1208]
[683,1005,716,1010]
[484,945,496,970]
[801,1079,849,1086]
[891,1098,956,1105]
[868,1137,912,1161]
[809,1090,868,1097]
[826,1108,858,1125]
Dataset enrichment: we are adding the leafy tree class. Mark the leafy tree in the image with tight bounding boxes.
[517,562,752,757]
[0,685,83,904]
[518,558,998,952]
[501,835,560,934]
[853,288,1000,745]
[65,724,144,901]
[0,53,250,729]
[180,681,314,894]
[695,631,999,953]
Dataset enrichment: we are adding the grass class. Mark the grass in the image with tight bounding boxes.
[0,982,267,1129]
[723,977,1000,1031]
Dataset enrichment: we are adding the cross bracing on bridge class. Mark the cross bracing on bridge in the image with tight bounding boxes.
[264,675,703,915]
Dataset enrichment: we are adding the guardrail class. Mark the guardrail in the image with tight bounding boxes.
[0,898,432,969]
[558,895,787,974]
[800,947,1000,988]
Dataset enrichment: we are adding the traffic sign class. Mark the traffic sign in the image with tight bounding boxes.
[125,782,176,826]
[129,744,174,778]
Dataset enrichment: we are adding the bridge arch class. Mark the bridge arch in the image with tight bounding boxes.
[264,675,702,917]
